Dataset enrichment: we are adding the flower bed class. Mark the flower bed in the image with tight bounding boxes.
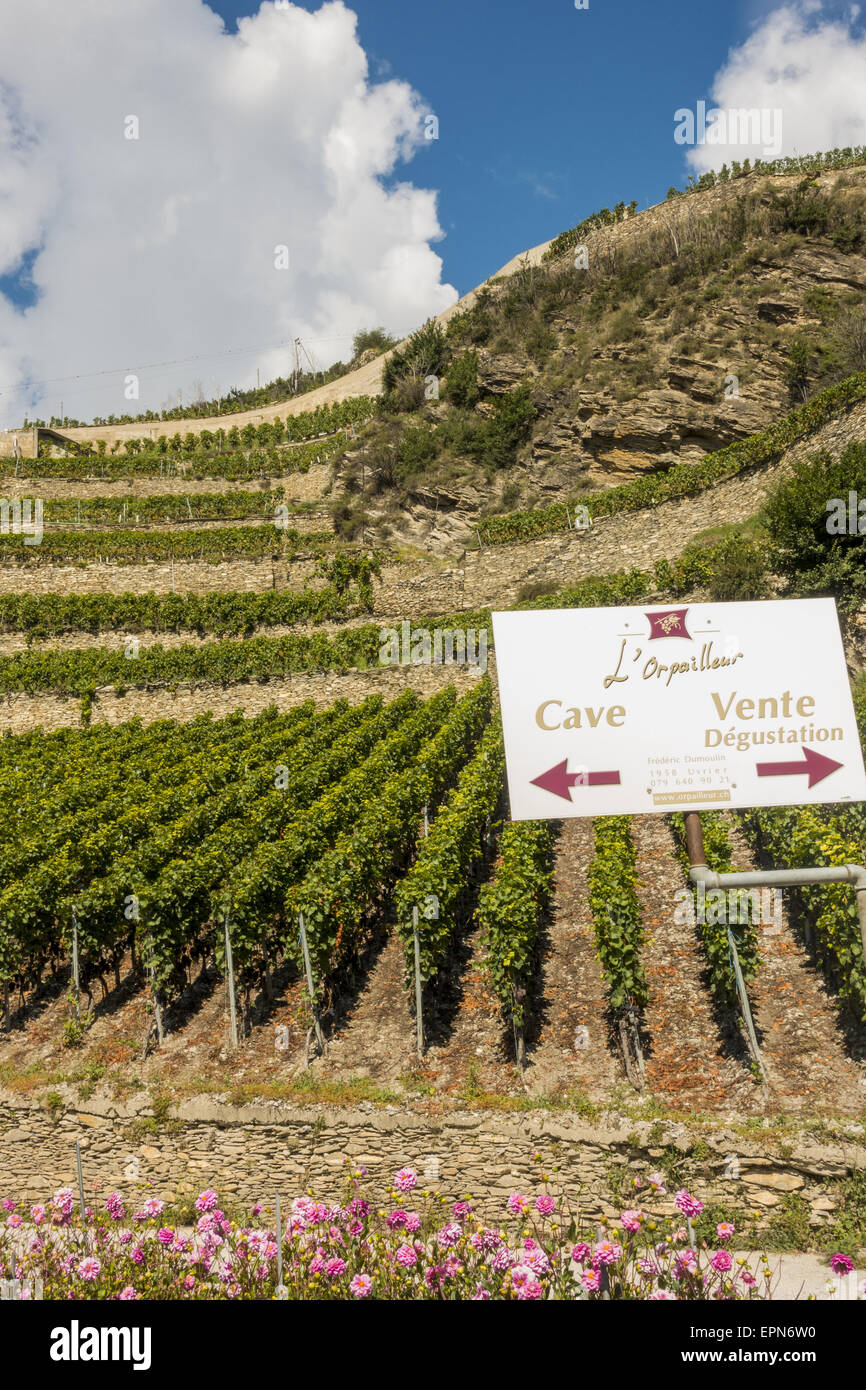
[0,1166,793,1301]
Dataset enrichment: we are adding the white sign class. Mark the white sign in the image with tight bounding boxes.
[492,599,866,819]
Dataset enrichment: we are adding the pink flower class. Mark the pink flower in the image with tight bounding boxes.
[674,1250,699,1279]
[1,1199,14,1212]
[507,1193,529,1216]
[347,1219,363,1237]
[740,1271,756,1288]
[515,1276,543,1300]
[404,1212,421,1233]
[77,1257,101,1281]
[6,1214,21,1228]
[452,1201,472,1219]
[386,1210,408,1229]
[582,1268,601,1292]
[716,1222,735,1241]
[593,1240,622,1266]
[711,1250,732,1273]
[620,1209,642,1232]
[647,1173,667,1194]
[30,1205,45,1225]
[105,1193,125,1219]
[119,1286,138,1301]
[131,1246,145,1265]
[183,1274,195,1290]
[396,1244,417,1268]
[510,1264,533,1290]
[535,1194,555,1216]
[831,1253,855,1276]
[472,1285,491,1300]
[309,1251,325,1274]
[394,1168,417,1193]
[350,1273,372,1298]
[437,1222,462,1248]
[525,1248,550,1276]
[250,1203,262,1217]
[325,1257,346,1277]
[157,1227,175,1246]
[195,1189,219,1213]
[674,1190,704,1219]
[571,1242,591,1264]
[650,1291,672,1300]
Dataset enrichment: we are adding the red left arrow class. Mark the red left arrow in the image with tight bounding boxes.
[531,759,621,801]
[756,745,843,789]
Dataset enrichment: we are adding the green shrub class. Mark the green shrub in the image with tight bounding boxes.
[444,352,480,408]
[587,816,647,1010]
[763,443,866,610]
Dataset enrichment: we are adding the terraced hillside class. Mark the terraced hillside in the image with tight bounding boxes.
[2,152,866,1127]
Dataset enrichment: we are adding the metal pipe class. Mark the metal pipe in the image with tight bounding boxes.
[689,864,866,891]
[689,863,866,970]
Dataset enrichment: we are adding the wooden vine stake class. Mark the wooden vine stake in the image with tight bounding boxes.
[75,1141,86,1225]
[2,981,9,1034]
[512,991,526,1072]
[71,909,81,1024]
[275,1193,287,1299]
[148,930,164,1047]
[224,915,239,1050]
[412,906,424,1060]
[298,913,325,1057]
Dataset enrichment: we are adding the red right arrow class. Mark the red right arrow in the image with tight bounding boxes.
[756,746,843,789]
[531,759,621,802]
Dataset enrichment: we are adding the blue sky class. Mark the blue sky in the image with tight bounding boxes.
[2,0,864,421]
[204,0,855,296]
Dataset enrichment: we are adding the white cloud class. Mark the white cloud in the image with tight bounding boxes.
[684,2,866,173]
[0,0,457,424]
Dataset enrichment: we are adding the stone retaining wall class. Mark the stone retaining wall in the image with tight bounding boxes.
[0,1090,858,1228]
[0,660,486,734]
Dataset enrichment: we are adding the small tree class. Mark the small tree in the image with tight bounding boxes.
[352,327,397,358]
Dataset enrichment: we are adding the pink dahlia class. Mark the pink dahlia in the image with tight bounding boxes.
[593,1240,622,1267]
[195,1189,219,1214]
[350,1273,372,1298]
[119,1286,138,1301]
[395,1244,417,1268]
[394,1168,417,1193]
[620,1209,642,1233]
[77,1257,101,1281]
[716,1222,735,1241]
[711,1250,732,1273]
[535,1194,556,1216]
[674,1190,704,1219]
[507,1192,529,1216]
